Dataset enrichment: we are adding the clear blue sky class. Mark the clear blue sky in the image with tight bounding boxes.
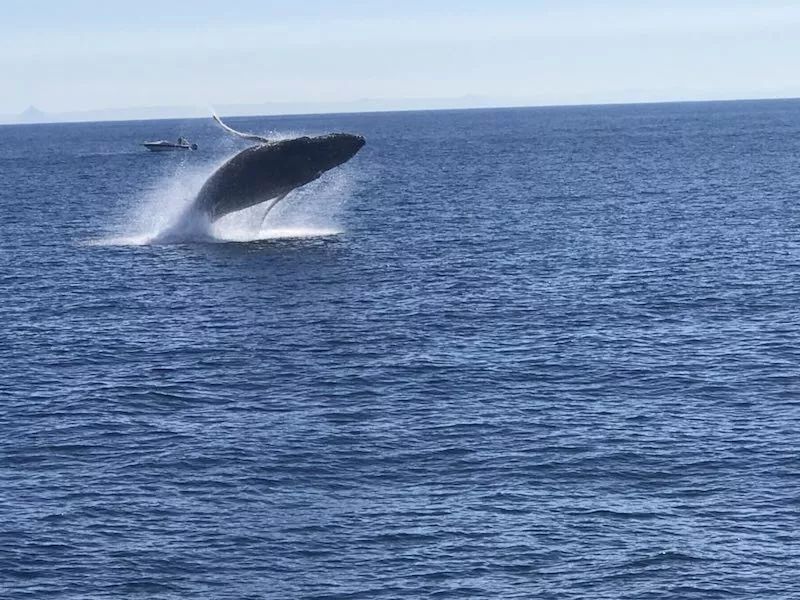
[2,0,799,115]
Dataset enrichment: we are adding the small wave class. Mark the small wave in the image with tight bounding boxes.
[569,508,660,520]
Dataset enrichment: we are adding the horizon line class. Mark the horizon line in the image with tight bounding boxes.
[2,94,799,127]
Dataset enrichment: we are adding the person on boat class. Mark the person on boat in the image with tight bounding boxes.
[177,136,187,146]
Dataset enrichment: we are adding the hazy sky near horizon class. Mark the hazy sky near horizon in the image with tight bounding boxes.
[2,0,800,115]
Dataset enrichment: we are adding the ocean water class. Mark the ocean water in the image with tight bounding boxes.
[2,101,800,599]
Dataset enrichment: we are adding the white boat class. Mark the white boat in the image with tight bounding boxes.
[143,137,198,152]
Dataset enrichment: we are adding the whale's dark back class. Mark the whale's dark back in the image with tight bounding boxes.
[194,133,365,221]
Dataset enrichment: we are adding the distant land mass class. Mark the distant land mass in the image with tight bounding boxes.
[2,93,799,125]
[0,95,505,125]
[17,105,47,122]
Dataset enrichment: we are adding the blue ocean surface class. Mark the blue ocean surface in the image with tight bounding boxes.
[1,101,800,599]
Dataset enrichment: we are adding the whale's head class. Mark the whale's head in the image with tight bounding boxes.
[301,133,366,175]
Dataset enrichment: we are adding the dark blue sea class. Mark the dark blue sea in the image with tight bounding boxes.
[2,100,800,599]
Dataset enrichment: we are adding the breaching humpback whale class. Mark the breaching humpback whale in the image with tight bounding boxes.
[193,115,365,222]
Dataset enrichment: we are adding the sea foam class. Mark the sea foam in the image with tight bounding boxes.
[92,148,350,246]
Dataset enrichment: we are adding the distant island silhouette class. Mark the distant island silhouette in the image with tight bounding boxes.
[0,95,504,125]
[18,105,46,122]
[3,95,799,125]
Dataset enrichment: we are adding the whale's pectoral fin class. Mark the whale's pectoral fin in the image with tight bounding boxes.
[212,112,273,144]
[259,193,290,230]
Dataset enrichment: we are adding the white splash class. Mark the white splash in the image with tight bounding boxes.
[91,149,351,246]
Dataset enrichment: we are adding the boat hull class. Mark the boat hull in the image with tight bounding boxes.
[143,142,196,152]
